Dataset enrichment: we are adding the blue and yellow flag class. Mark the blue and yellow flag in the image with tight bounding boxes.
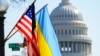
[36,5,62,56]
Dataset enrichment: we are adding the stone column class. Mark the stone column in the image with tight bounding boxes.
[75,42,78,53]
[71,42,74,53]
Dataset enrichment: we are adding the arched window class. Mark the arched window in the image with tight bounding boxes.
[62,15,64,18]
[65,42,68,52]
[60,42,64,52]
[56,15,58,18]
[65,29,67,35]
[69,29,71,35]
[59,15,61,18]
[73,29,75,35]
[79,30,81,35]
[61,29,63,35]
[65,15,67,17]
[76,30,78,35]
[58,29,60,35]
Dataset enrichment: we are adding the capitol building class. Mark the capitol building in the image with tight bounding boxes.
[50,0,92,56]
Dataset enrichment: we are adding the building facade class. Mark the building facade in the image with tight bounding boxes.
[50,0,92,56]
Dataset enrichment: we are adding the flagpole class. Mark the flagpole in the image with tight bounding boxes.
[4,0,37,42]
[36,4,48,15]
[34,0,36,3]
[4,26,16,41]
[4,29,18,42]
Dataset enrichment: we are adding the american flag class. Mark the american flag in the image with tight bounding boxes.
[15,3,40,56]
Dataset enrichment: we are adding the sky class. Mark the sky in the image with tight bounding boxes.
[4,0,100,56]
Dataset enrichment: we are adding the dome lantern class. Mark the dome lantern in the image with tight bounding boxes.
[61,0,71,5]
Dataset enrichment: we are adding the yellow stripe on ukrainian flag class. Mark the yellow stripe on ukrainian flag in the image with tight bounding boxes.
[36,22,53,56]
[36,5,62,56]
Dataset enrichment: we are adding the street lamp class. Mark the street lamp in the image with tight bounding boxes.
[0,0,9,56]
[0,0,9,13]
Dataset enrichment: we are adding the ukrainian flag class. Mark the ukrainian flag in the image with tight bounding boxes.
[36,5,62,56]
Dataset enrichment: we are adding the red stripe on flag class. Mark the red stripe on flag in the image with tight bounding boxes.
[16,24,32,41]
[23,15,32,25]
[27,41,40,56]
[19,19,32,33]
[32,29,38,45]
[31,29,40,56]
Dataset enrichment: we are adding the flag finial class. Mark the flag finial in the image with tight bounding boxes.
[34,0,36,3]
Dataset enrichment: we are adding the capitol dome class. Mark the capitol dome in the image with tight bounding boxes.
[50,0,92,56]
[50,0,88,38]
[51,1,83,21]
